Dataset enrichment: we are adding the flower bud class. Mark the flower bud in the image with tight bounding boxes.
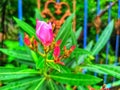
[24,34,30,46]
[36,20,54,46]
[53,46,60,58]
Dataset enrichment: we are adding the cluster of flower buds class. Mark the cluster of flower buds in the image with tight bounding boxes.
[24,33,37,50]
[23,19,76,65]
[53,45,76,65]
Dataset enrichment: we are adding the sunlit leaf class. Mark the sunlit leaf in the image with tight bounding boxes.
[13,17,36,38]
[0,77,42,90]
[31,50,44,69]
[50,73,102,85]
[56,13,75,48]
[92,20,114,55]
[0,68,39,80]
[0,48,33,61]
[34,78,45,90]
[88,64,120,79]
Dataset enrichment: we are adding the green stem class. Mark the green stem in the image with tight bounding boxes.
[43,52,48,76]
[38,51,45,57]
[46,60,54,62]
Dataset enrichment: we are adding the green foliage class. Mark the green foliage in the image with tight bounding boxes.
[86,64,120,79]
[50,73,102,85]
[56,13,75,48]
[0,48,33,61]
[0,67,38,80]
[31,50,45,69]
[13,17,36,38]
[0,77,42,90]
[0,14,116,90]
[91,20,114,55]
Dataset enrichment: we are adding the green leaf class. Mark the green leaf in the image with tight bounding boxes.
[71,28,77,45]
[75,27,82,40]
[13,17,36,37]
[47,79,59,90]
[31,50,44,69]
[72,48,92,56]
[15,60,35,67]
[81,66,107,74]
[47,62,71,73]
[85,40,94,51]
[31,50,39,63]
[60,23,72,48]
[66,27,82,48]
[71,41,94,68]
[0,67,23,72]
[58,65,71,73]
[0,77,42,90]
[56,13,75,40]
[0,68,39,80]
[0,48,33,61]
[89,64,120,79]
[3,40,23,49]
[50,73,102,85]
[34,78,45,90]
[47,62,60,72]
[99,64,120,73]
[91,20,114,55]
[35,8,44,21]
[56,13,75,48]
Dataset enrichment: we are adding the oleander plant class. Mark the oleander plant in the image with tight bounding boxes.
[1,13,120,90]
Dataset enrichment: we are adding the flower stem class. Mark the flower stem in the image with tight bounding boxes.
[38,51,45,57]
[46,60,54,62]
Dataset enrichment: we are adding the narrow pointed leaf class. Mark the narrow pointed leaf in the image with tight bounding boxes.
[72,48,92,56]
[92,20,114,55]
[56,13,75,40]
[47,62,60,72]
[56,13,75,48]
[31,50,44,69]
[13,17,36,37]
[0,68,38,80]
[71,28,77,45]
[50,73,102,85]
[0,77,42,90]
[75,27,82,40]
[0,48,33,61]
[89,64,120,79]
[35,8,44,21]
[34,78,45,90]
[47,80,59,90]
[71,41,93,68]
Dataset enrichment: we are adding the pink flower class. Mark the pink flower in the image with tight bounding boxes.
[36,20,53,46]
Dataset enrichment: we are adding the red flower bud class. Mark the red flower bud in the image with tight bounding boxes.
[53,46,60,58]
[70,45,76,52]
[24,34,30,46]
[56,40,62,46]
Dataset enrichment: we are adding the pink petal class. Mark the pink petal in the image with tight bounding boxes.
[36,20,53,46]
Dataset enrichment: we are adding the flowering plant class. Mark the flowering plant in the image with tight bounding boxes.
[0,13,116,90]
